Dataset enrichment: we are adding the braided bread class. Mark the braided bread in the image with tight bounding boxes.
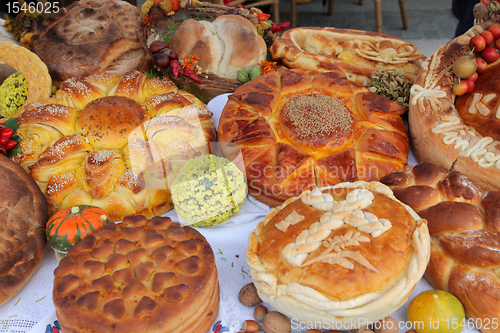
[14,70,216,221]
[381,162,500,333]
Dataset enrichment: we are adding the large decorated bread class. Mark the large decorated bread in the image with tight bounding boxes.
[408,20,500,191]
[381,162,500,333]
[246,181,430,329]
[270,27,425,84]
[0,154,48,305]
[217,66,409,207]
[13,70,216,221]
[30,0,150,84]
[171,15,267,81]
[52,215,219,333]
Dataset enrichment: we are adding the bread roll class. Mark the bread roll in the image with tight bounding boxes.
[171,15,267,80]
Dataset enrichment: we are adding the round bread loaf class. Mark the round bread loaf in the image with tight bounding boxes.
[53,215,219,333]
[30,0,150,84]
[171,14,267,80]
[13,70,216,222]
[246,181,430,329]
[408,21,500,191]
[271,27,425,84]
[218,66,409,207]
[380,162,500,333]
[0,154,48,305]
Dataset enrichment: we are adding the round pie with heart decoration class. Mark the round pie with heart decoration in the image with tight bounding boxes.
[408,21,500,191]
[246,181,430,329]
[218,66,409,207]
[53,215,219,333]
[13,70,216,221]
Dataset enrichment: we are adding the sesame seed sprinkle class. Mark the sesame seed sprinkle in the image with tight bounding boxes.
[283,94,354,140]
[88,150,114,165]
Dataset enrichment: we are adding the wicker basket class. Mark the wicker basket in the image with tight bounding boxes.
[138,4,273,103]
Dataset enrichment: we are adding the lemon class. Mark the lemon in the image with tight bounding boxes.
[407,290,466,333]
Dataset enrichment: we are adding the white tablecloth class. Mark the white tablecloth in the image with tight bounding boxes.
[0,94,482,333]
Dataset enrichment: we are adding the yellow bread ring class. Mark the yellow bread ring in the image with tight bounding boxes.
[0,42,52,116]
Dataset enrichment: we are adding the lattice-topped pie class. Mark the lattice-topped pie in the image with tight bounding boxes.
[246,181,430,329]
[218,67,409,207]
[270,27,425,84]
[53,215,219,333]
[409,21,500,191]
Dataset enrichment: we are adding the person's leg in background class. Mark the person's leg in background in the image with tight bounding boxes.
[453,0,480,37]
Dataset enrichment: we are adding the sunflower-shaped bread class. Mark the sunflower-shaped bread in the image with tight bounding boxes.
[14,70,216,221]
[218,67,409,207]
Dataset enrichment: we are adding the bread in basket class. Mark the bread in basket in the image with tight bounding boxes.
[13,70,216,221]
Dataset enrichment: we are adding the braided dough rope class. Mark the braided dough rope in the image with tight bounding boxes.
[0,42,51,116]
[381,162,500,333]
[246,181,430,330]
[408,22,500,190]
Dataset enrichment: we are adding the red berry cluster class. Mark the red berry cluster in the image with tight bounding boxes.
[453,23,500,96]
[0,123,17,155]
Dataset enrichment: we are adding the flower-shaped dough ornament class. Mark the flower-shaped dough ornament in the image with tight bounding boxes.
[218,66,410,207]
[14,70,216,221]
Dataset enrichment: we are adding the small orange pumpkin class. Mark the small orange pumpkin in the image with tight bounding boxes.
[46,205,110,260]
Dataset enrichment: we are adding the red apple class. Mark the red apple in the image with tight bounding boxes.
[453,81,469,96]
[464,79,475,93]
[495,38,500,50]
[481,46,500,63]
[481,31,495,44]
[476,57,488,73]
[468,72,479,81]
[470,35,487,52]
[489,23,500,39]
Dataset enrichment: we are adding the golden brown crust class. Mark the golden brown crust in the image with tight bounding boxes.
[0,155,48,305]
[218,67,409,207]
[381,163,500,333]
[30,0,150,84]
[246,181,430,329]
[53,216,219,333]
[16,70,215,221]
[408,22,500,191]
[271,27,424,84]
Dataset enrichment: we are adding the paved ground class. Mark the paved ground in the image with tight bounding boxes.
[137,0,457,56]
[277,0,457,40]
